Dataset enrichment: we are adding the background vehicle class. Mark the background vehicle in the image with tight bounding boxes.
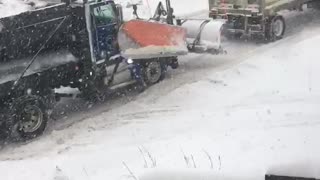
[208,0,320,40]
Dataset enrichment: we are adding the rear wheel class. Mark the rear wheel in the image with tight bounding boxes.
[7,96,49,141]
[265,16,286,41]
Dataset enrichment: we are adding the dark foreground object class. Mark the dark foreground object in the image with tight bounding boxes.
[266,175,318,180]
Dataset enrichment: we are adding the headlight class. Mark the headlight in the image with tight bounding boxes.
[127,58,133,64]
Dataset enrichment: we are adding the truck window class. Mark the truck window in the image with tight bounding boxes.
[93,4,116,26]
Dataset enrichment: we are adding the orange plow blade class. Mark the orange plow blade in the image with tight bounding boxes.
[118,20,188,59]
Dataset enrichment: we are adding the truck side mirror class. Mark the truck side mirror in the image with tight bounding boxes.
[116,4,124,24]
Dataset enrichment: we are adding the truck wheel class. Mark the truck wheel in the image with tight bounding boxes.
[7,96,48,141]
[142,61,166,85]
[266,16,286,41]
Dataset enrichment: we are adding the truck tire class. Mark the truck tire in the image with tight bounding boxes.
[142,60,166,86]
[265,16,286,41]
[7,95,49,141]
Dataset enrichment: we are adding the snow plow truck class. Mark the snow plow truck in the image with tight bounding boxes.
[0,0,224,141]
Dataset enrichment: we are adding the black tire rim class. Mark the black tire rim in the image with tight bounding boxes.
[19,105,43,133]
[146,62,162,84]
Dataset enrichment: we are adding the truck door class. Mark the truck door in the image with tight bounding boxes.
[86,1,119,64]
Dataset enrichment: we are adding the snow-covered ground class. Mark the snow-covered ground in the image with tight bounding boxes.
[0,6,319,180]
[1,0,320,180]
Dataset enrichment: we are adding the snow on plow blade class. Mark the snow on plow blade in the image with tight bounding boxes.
[118,20,188,59]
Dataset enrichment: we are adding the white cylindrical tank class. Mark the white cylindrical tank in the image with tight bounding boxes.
[181,19,224,50]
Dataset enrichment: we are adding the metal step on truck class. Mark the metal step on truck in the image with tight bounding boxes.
[208,0,320,41]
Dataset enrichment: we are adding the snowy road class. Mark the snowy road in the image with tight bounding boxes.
[1,7,320,180]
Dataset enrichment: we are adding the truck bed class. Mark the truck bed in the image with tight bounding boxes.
[0,3,71,62]
[0,50,80,101]
[0,2,88,63]
[0,50,78,84]
[0,2,89,102]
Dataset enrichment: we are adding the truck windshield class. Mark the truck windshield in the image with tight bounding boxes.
[93,4,116,26]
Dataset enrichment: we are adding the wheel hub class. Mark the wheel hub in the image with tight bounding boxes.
[19,105,43,133]
[146,62,162,84]
[273,19,284,37]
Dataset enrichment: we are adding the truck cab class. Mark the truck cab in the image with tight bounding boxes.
[85,0,121,62]
[80,0,146,96]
